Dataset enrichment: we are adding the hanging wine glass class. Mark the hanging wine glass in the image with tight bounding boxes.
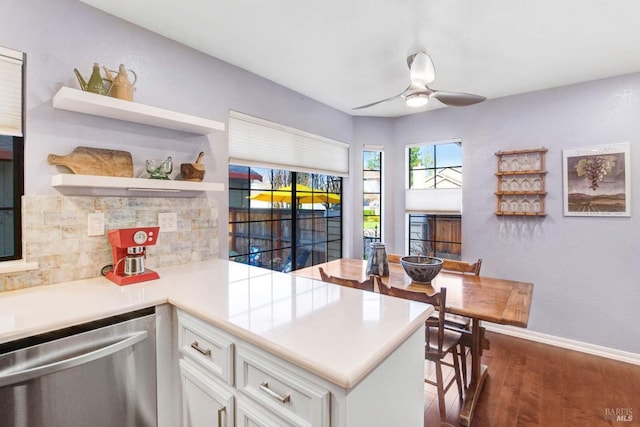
[532,198,541,213]
[500,158,508,172]
[511,157,519,172]
[532,178,542,192]
[532,153,541,171]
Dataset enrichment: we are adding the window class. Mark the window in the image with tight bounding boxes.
[229,111,349,272]
[406,140,462,259]
[0,46,25,261]
[363,149,382,258]
[227,111,347,272]
[408,142,461,189]
[408,214,461,259]
[229,166,342,272]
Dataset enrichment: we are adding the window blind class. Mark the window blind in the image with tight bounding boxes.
[228,111,349,177]
[0,46,23,137]
[405,188,462,214]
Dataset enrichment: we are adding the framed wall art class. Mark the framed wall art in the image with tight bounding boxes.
[563,142,631,216]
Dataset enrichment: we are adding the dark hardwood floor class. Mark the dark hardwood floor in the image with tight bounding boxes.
[424,331,640,427]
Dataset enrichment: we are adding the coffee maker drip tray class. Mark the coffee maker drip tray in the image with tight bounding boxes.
[105,269,160,286]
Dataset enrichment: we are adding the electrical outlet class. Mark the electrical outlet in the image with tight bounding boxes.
[87,213,105,236]
[158,212,178,232]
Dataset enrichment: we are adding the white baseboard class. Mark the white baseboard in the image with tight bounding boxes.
[484,323,640,366]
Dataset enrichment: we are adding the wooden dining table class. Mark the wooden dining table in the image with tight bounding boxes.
[293,258,534,427]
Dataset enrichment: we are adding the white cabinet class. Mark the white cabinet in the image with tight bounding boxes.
[177,310,236,427]
[177,310,235,384]
[236,397,297,427]
[235,345,330,427]
[180,359,235,427]
[175,307,425,427]
[176,310,329,427]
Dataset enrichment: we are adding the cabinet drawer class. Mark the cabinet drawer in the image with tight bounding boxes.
[177,310,235,385]
[236,345,330,427]
[237,396,296,427]
[180,359,234,427]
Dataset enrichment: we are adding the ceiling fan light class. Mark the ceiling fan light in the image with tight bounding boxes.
[405,93,429,107]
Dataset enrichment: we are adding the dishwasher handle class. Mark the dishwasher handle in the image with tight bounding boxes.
[0,330,148,387]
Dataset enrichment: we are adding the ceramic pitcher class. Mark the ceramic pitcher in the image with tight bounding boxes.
[104,64,137,101]
[366,242,389,276]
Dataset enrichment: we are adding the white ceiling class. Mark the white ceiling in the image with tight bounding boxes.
[80,0,640,117]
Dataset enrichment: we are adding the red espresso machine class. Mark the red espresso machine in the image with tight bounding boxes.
[105,227,160,285]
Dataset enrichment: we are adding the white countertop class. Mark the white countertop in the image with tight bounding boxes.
[0,259,432,388]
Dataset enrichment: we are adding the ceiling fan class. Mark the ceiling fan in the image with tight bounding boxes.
[353,51,486,110]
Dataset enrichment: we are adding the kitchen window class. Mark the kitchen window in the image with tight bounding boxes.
[406,140,462,259]
[0,46,25,262]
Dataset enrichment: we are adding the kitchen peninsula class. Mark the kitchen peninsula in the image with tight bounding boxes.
[0,259,432,426]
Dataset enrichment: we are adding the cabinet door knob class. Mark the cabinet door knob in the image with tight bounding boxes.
[260,381,291,403]
[190,340,211,356]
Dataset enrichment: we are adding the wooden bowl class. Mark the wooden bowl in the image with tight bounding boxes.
[180,163,205,182]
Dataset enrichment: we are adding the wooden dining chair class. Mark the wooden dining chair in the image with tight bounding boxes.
[439,258,482,330]
[382,286,463,426]
[387,253,403,264]
[318,267,375,292]
[440,257,482,389]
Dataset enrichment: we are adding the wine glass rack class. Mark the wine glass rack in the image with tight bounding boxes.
[495,147,547,216]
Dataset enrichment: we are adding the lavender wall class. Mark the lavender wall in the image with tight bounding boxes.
[387,74,640,354]
[1,0,354,258]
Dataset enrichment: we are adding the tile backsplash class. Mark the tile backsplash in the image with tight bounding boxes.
[0,195,218,292]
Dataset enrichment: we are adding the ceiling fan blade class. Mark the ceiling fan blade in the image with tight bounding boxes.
[353,88,409,110]
[431,90,486,107]
[407,52,435,86]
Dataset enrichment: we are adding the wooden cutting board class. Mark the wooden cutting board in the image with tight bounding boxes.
[48,146,134,177]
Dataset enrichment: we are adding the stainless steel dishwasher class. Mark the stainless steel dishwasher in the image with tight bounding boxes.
[0,307,157,427]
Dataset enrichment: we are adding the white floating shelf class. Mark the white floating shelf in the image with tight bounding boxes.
[52,87,225,135]
[52,174,224,194]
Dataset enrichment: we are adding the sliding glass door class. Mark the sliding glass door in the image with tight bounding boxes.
[229,166,342,272]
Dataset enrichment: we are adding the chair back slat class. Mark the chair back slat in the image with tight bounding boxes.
[387,253,402,264]
[441,258,482,275]
[389,253,481,275]
[318,267,375,292]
